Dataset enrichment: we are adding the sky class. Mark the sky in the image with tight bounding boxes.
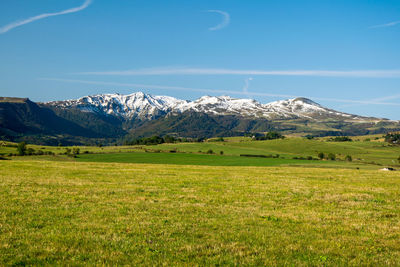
[0,0,399,119]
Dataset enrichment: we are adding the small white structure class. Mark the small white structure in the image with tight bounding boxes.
[380,167,396,171]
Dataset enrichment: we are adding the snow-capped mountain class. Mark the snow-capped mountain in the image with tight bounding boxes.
[46,92,381,122]
[47,92,188,120]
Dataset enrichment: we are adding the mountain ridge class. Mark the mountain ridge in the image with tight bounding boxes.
[45,92,386,122]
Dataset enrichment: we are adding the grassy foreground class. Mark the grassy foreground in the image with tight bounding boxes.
[1,160,400,265]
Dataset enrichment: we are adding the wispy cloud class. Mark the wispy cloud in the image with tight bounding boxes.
[242,77,253,96]
[206,10,230,31]
[0,0,92,34]
[77,67,400,78]
[372,94,400,102]
[370,20,400,29]
[38,77,400,106]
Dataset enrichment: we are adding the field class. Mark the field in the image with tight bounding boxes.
[1,160,400,265]
[2,136,400,169]
[1,136,400,265]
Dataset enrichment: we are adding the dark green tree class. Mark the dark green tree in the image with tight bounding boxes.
[163,135,176,143]
[345,155,352,162]
[72,147,80,155]
[327,153,336,161]
[17,142,27,156]
[318,152,325,160]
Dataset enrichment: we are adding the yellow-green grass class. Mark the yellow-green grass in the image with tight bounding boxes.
[1,160,400,265]
[2,136,400,168]
[0,141,143,155]
[145,138,400,166]
[75,151,332,167]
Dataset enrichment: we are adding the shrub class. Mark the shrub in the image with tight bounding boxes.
[65,148,72,156]
[345,155,352,162]
[384,133,400,144]
[328,136,352,142]
[327,153,336,161]
[17,142,27,156]
[255,131,285,141]
[318,152,324,160]
[26,148,35,156]
[240,154,267,158]
[164,135,176,143]
[206,149,214,154]
[220,151,224,155]
[72,147,80,155]
[307,156,313,160]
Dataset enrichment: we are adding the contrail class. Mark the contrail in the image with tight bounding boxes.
[242,77,253,97]
[370,20,400,29]
[206,10,230,31]
[76,67,400,78]
[38,77,400,106]
[0,0,92,34]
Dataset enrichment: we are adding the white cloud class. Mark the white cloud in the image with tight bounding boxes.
[206,10,230,31]
[77,67,400,78]
[0,0,92,34]
[38,77,400,106]
[370,20,400,29]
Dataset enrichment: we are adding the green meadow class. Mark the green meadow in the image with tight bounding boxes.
[1,160,400,265]
[76,152,322,167]
[1,136,400,265]
[2,136,399,168]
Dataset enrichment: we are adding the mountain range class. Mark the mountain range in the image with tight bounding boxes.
[1,93,399,145]
[46,92,377,121]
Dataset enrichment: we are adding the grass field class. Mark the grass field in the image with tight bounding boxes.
[2,137,400,169]
[1,159,400,265]
[76,151,327,167]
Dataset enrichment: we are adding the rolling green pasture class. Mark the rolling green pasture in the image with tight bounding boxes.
[76,151,324,167]
[2,136,400,168]
[1,160,400,265]
[145,137,400,166]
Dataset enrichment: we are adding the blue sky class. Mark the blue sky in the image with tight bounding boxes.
[0,0,399,119]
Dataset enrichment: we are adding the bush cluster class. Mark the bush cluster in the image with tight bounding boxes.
[254,131,285,141]
[15,142,55,156]
[385,133,400,144]
[240,154,280,158]
[124,135,203,146]
[327,136,353,142]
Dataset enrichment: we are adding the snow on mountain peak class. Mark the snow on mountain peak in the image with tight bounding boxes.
[47,92,372,121]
